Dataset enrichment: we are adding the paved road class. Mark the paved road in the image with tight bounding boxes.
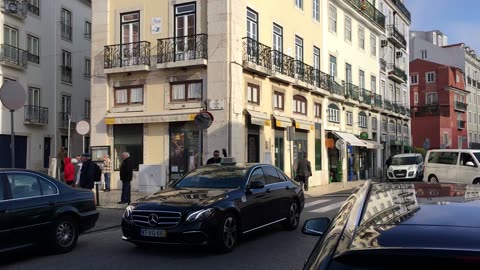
[1,194,351,270]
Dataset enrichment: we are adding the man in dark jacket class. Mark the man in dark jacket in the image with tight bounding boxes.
[296,153,312,191]
[119,152,134,204]
[79,153,95,189]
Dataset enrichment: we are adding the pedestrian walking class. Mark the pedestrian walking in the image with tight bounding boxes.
[103,154,112,192]
[72,155,82,187]
[352,154,359,180]
[63,157,75,187]
[119,152,133,204]
[79,153,95,189]
[206,150,221,164]
[57,146,67,181]
[296,153,312,191]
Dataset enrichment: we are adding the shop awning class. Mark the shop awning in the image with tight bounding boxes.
[272,115,292,128]
[293,118,314,131]
[246,110,271,126]
[333,131,366,147]
[361,139,384,150]
[104,111,197,125]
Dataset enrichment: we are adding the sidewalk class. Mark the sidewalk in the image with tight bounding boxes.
[303,180,366,198]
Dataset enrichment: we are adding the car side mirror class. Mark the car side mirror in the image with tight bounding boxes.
[302,218,331,237]
[466,161,475,167]
[249,180,265,189]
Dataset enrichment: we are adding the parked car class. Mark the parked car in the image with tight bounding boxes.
[302,181,480,269]
[122,160,304,252]
[386,153,424,181]
[424,149,480,184]
[0,169,99,254]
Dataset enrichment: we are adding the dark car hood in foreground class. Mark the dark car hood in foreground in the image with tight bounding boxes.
[134,188,234,207]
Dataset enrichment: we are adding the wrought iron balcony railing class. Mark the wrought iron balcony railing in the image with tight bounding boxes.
[104,41,151,69]
[24,105,48,124]
[374,94,383,107]
[331,80,345,96]
[345,83,360,101]
[360,89,372,104]
[414,105,450,117]
[388,64,407,81]
[61,22,72,41]
[27,2,38,15]
[384,100,393,110]
[294,60,315,84]
[457,120,466,129]
[380,59,386,72]
[157,34,207,63]
[399,105,407,115]
[28,53,39,64]
[58,112,75,129]
[344,0,385,29]
[60,65,72,83]
[242,37,272,70]
[271,50,295,77]
[387,25,407,47]
[406,108,411,116]
[455,101,468,111]
[0,44,28,68]
[393,103,400,113]
[2,0,27,18]
[390,0,411,21]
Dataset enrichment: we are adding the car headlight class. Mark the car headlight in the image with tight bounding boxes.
[388,167,393,171]
[186,208,214,223]
[123,205,135,221]
[408,166,415,171]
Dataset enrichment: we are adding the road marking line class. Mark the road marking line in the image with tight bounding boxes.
[310,201,345,213]
[304,199,331,208]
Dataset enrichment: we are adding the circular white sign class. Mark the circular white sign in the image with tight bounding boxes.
[335,139,345,150]
[0,80,26,111]
[76,120,90,135]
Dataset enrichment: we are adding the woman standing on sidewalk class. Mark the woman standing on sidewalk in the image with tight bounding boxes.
[63,157,75,187]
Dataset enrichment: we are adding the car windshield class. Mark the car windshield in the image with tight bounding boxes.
[473,153,480,164]
[174,166,246,189]
[392,156,417,165]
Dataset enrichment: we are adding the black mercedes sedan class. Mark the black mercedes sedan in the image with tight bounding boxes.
[122,161,304,252]
[0,169,99,254]
[302,181,480,269]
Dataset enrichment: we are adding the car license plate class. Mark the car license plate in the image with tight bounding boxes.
[140,228,167,238]
[397,174,405,177]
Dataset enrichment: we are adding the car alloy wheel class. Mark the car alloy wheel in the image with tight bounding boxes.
[428,175,439,183]
[50,216,78,254]
[57,220,75,248]
[223,216,237,249]
[284,201,300,230]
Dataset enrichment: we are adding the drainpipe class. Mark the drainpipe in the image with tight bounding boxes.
[53,0,58,157]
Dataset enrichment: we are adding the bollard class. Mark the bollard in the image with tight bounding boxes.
[95,182,100,206]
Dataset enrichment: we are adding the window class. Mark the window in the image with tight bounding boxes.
[273,91,284,110]
[421,50,428,59]
[61,95,71,114]
[171,81,202,102]
[456,73,460,83]
[347,111,353,125]
[247,8,258,40]
[7,174,56,199]
[345,63,352,83]
[293,95,307,114]
[296,0,303,9]
[61,50,72,83]
[372,117,377,130]
[28,0,40,16]
[28,87,40,106]
[389,84,394,100]
[295,35,303,61]
[27,35,39,64]
[85,21,92,39]
[175,3,195,38]
[115,85,144,105]
[328,5,337,33]
[469,112,472,123]
[328,104,340,123]
[358,26,365,50]
[249,168,266,186]
[315,123,322,170]
[459,136,463,149]
[313,0,319,21]
[247,83,260,104]
[370,34,376,56]
[84,58,91,78]
[359,70,365,89]
[381,80,386,100]
[121,11,140,45]
[371,76,376,93]
[389,121,396,133]
[411,74,418,84]
[460,153,476,166]
[114,124,143,171]
[329,55,337,78]
[359,112,367,128]
[314,103,321,118]
[382,120,387,133]
[313,46,320,70]
[262,166,283,184]
[4,26,18,64]
[426,92,438,105]
[344,16,352,42]
[414,92,419,104]
[442,133,448,146]
[426,72,436,83]
[84,100,90,120]
[61,9,72,41]
[272,23,283,52]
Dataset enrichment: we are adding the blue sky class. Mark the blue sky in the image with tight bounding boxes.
[406,0,480,51]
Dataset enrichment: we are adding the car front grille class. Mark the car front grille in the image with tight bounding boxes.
[393,170,408,178]
[132,210,182,228]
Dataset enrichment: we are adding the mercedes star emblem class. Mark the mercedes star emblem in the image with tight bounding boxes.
[148,213,159,226]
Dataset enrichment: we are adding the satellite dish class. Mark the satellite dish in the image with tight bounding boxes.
[194,111,214,129]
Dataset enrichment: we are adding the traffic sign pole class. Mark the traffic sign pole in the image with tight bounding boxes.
[10,110,14,168]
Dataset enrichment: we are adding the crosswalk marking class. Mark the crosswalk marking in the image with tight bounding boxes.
[304,199,330,208]
[310,201,345,213]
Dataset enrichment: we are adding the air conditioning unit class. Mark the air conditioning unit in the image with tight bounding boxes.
[381,40,388,47]
[396,51,403,58]
[5,0,18,13]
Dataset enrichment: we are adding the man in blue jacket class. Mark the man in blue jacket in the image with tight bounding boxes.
[79,153,95,189]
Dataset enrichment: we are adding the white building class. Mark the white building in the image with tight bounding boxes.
[0,0,91,170]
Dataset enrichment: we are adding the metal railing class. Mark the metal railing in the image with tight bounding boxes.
[388,64,407,81]
[60,66,72,83]
[344,0,385,29]
[399,105,407,115]
[294,60,315,84]
[455,101,468,111]
[414,105,450,117]
[457,120,466,129]
[28,53,39,64]
[271,50,295,77]
[393,103,400,113]
[2,0,27,18]
[374,94,383,107]
[104,41,151,69]
[61,22,72,40]
[345,83,360,101]
[360,89,372,104]
[384,100,393,111]
[157,34,207,63]
[0,44,28,68]
[27,2,38,15]
[387,25,407,47]
[331,80,345,95]
[58,112,75,129]
[242,37,272,70]
[390,0,411,21]
[24,105,48,124]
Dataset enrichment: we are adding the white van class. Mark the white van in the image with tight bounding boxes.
[424,149,480,184]
[387,153,424,181]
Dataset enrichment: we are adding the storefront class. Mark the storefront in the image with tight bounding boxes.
[169,122,202,182]
[331,131,367,181]
[272,115,293,171]
[245,110,270,163]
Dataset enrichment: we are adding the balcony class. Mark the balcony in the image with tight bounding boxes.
[271,50,295,83]
[24,105,48,125]
[380,59,386,73]
[399,105,407,115]
[345,83,360,101]
[384,100,393,111]
[0,44,28,69]
[414,104,450,117]
[387,25,407,48]
[60,66,72,84]
[242,37,272,76]
[387,64,407,83]
[61,22,72,41]
[104,41,151,73]
[294,60,316,87]
[390,0,411,22]
[1,0,27,19]
[457,120,466,130]
[455,101,468,112]
[374,94,383,108]
[27,2,38,15]
[28,53,39,64]
[157,34,208,69]
[393,103,400,113]
[58,112,76,129]
[344,0,385,30]
[360,89,372,105]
